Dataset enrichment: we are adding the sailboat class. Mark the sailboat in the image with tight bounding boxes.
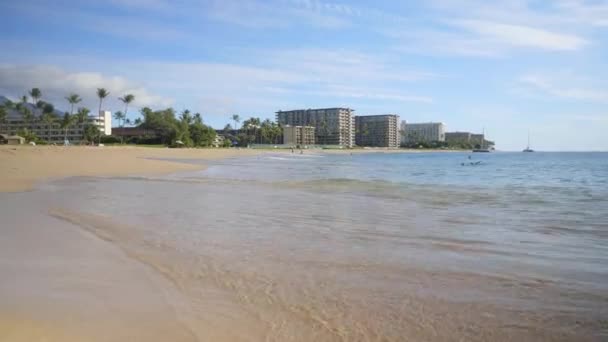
[472,128,491,153]
[523,131,534,152]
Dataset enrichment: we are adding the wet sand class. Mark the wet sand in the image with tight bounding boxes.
[0,195,198,342]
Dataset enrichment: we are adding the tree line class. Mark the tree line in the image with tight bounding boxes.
[223,115,283,147]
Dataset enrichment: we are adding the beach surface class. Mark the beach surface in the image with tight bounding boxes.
[0,145,265,192]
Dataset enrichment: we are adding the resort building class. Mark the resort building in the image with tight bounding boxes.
[276,108,355,147]
[355,114,400,148]
[401,121,446,144]
[0,107,112,144]
[283,125,315,146]
[445,132,472,144]
[471,133,484,146]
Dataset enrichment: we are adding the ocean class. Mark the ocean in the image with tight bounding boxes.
[1,151,607,341]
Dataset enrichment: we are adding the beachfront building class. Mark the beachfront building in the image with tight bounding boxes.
[401,122,446,144]
[276,108,355,147]
[0,103,112,144]
[283,125,315,146]
[355,114,400,148]
[445,132,472,144]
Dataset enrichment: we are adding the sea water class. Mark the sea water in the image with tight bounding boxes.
[1,152,607,341]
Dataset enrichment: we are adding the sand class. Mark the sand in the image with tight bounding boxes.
[0,145,462,193]
[0,145,266,192]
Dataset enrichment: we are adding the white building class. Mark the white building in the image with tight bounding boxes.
[98,110,112,135]
[0,104,112,144]
[401,122,446,144]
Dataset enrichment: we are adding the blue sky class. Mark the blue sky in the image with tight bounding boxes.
[1,0,607,150]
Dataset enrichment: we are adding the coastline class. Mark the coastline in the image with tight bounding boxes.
[0,145,465,193]
[0,146,266,193]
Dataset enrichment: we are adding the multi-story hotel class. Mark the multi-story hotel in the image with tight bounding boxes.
[445,131,472,144]
[1,104,112,144]
[276,108,355,147]
[401,122,446,144]
[355,114,400,148]
[282,125,315,146]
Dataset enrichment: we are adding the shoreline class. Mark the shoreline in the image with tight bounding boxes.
[0,146,268,193]
[0,145,466,193]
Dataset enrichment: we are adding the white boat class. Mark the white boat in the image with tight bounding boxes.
[523,130,534,152]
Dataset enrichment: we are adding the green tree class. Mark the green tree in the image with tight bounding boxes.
[193,113,203,125]
[83,124,101,144]
[29,88,41,106]
[189,119,216,147]
[96,88,110,115]
[119,93,135,124]
[76,107,90,124]
[40,104,56,142]
[60,112,76,144]
[65,93,82,115]
[113,110,126,143]
[232,114,240,132]
[30,88,42,121]
[133,117,142,126]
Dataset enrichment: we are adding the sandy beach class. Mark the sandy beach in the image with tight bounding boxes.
[0,145,460,193]
[0,145,267,192]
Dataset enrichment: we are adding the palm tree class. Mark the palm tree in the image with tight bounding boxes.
[76,107,90,124]
[113,110,125,143]
[65,93,82,115]
[134,117,142,126]
[118,93,135,124]
[193,113,203,125]
[96,88,110,115]
[180,110,193,125]
[61,113,76,145]
[232,114,240,133]
[29,88,41,106]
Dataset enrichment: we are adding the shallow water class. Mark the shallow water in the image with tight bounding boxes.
[2,152,608,341]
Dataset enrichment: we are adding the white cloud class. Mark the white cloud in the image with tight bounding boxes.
[0,64,173,112]
[518,74,608,102]
[454,20,588,51]
[387,0,598,57]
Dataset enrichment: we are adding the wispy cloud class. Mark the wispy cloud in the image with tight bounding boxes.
[387,0,597,57]
[206,0,351,29]
[453,20,588,51]
[518,73,608,102]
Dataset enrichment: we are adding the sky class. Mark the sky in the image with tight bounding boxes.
[0,0,607,151]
